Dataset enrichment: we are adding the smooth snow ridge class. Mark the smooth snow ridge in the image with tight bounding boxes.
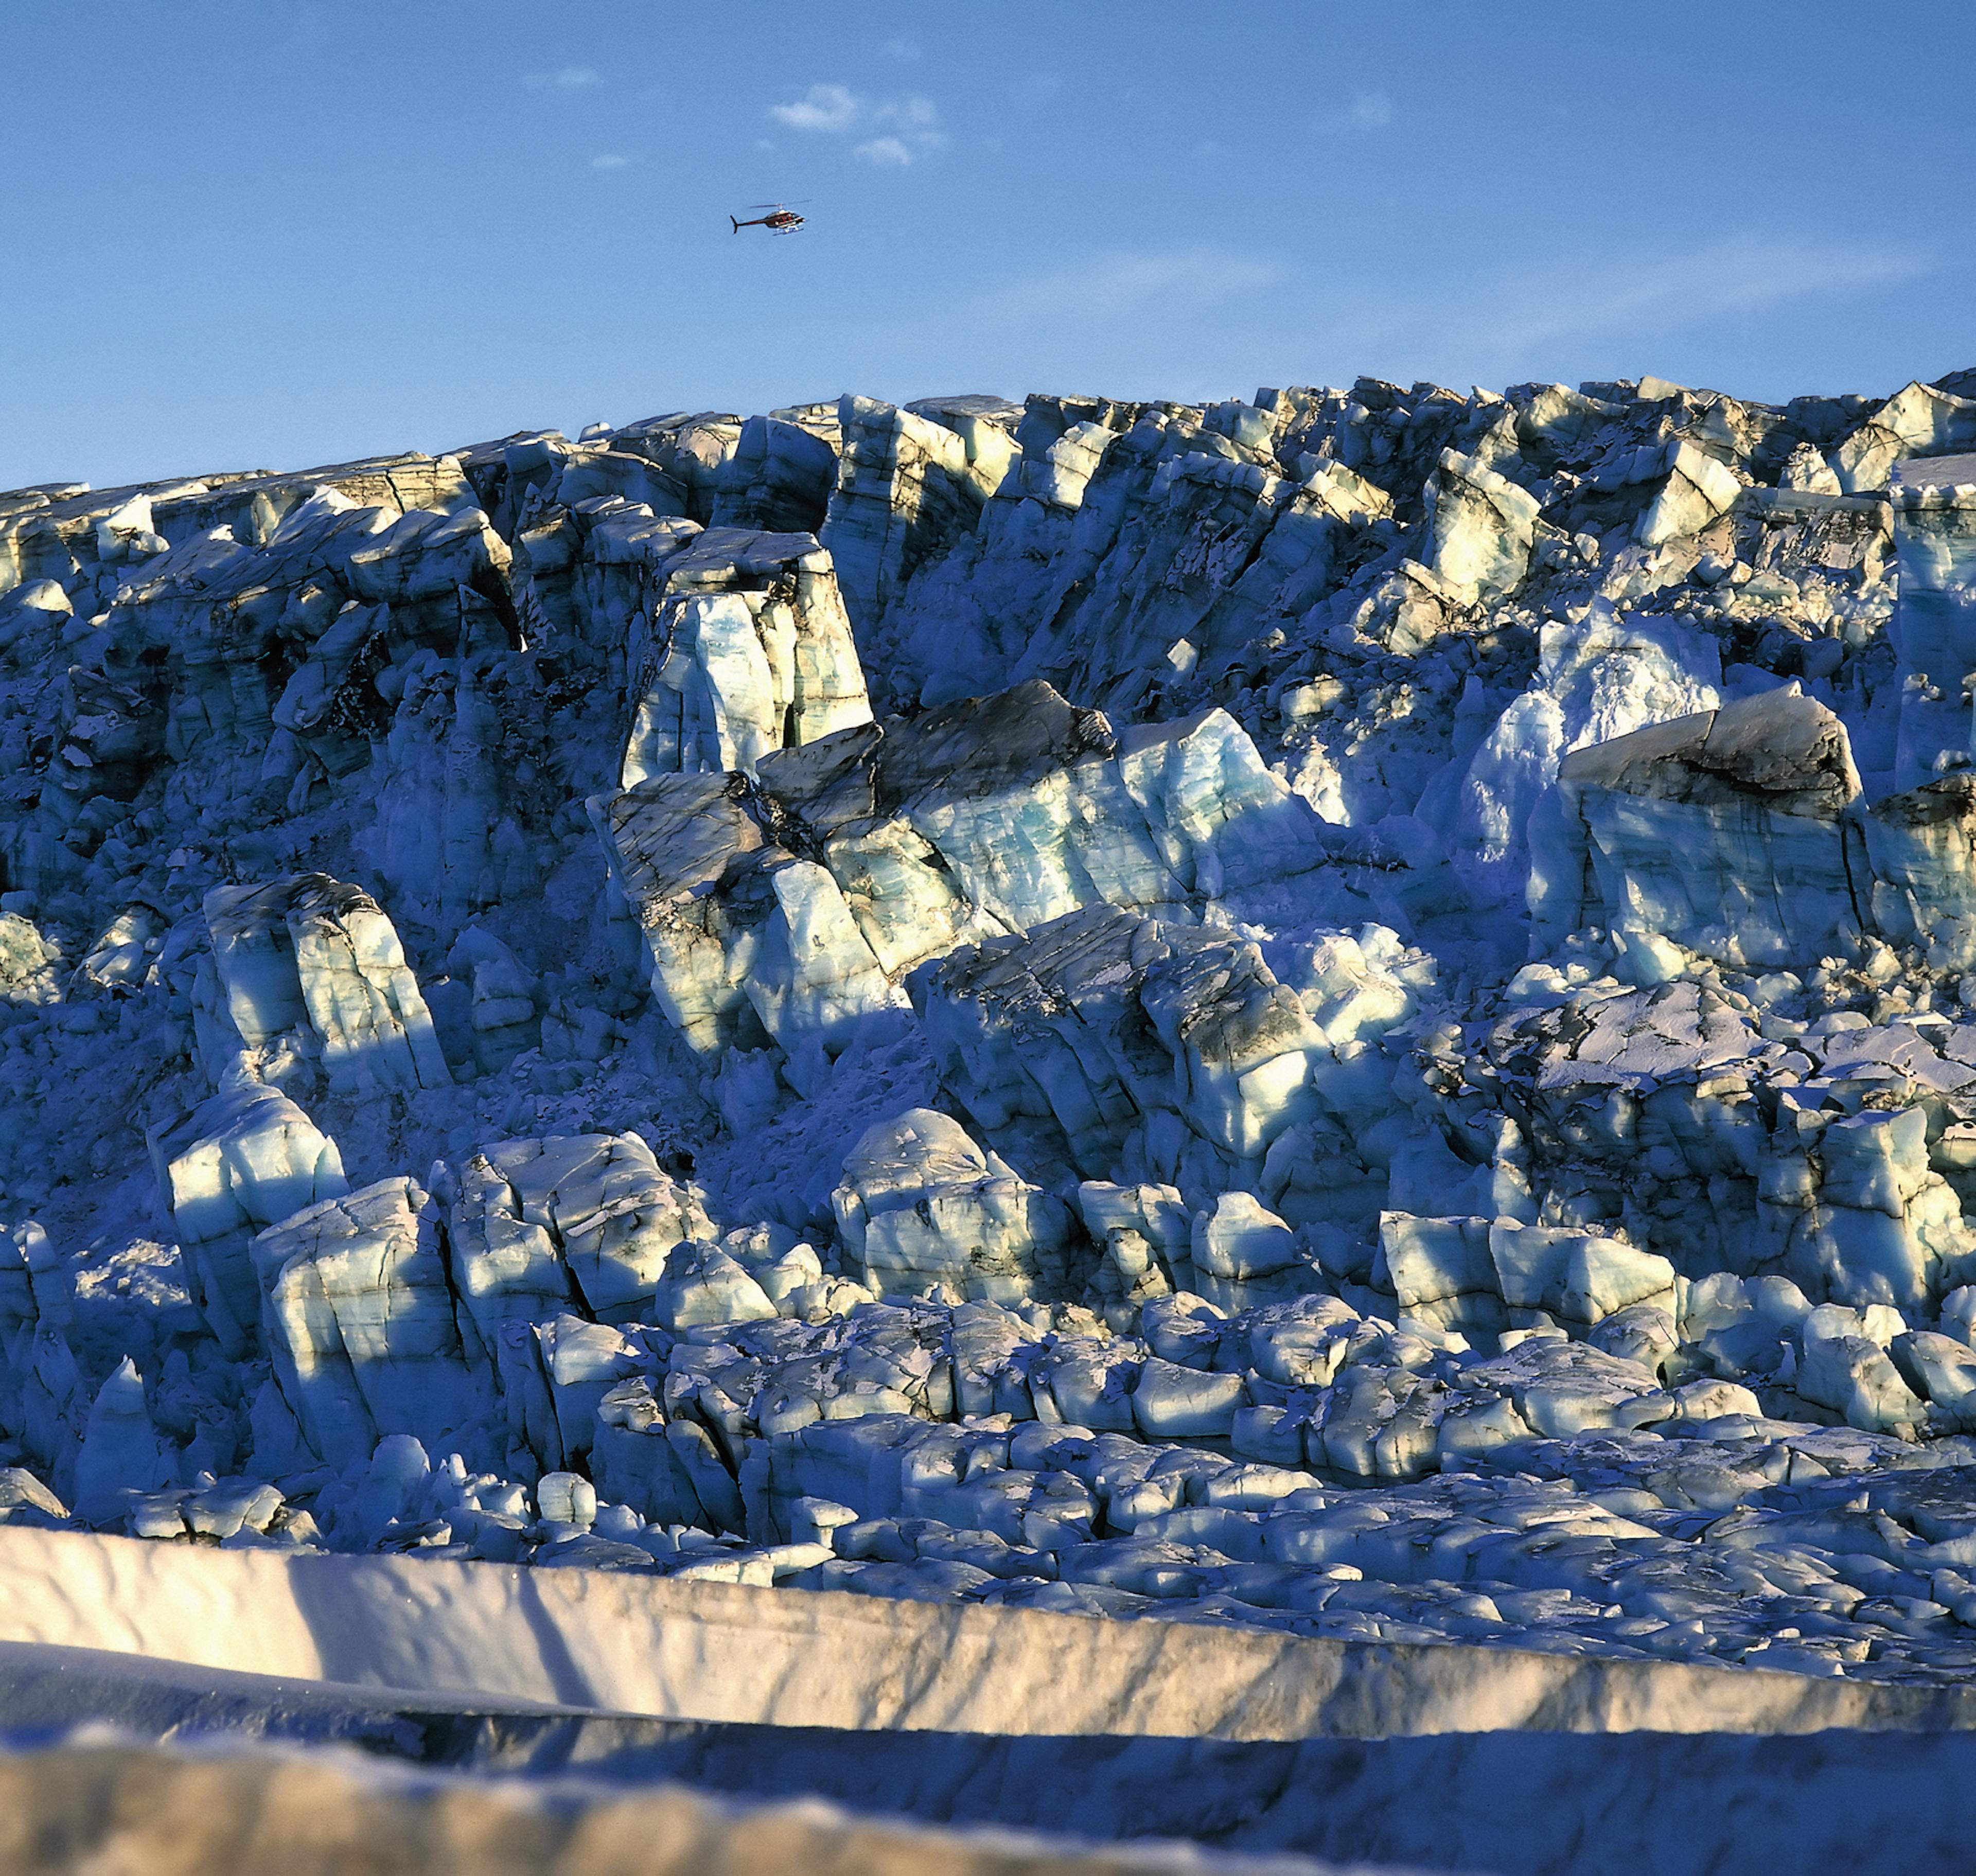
[3,1523,1971,1737]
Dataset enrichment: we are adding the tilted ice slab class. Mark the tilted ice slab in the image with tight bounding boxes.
[1834,381,1976,495]
[252,1176,491,1473]
[436,1132,715,1339]
[198,873,450,1091]
[148,1081,348,1356]
[1422,447,1543,601]
[831,1108,1077,1304]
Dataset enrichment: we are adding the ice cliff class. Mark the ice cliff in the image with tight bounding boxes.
[7,369,1976,1686]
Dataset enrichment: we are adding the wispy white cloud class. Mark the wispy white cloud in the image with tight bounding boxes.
[923,228,1928,420]
[986,249,1283,323]
[526,65,601,91]
[769,84,945,164]
[879,95,940,131]
[591,153,630,170]
[1282,230,1935,393]
[870,94,944,162]
[1465,233,1930,357]
[881,35,921,61]
[770,82,858,131]
[1311,89,1392,132]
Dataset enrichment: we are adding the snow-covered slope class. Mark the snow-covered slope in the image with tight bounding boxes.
[0,1737,1388,1876]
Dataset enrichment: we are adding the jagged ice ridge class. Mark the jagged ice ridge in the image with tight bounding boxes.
[2,366,1976,1690]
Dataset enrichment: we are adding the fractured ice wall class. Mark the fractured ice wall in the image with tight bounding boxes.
[595,679,1341,1091]
[608,528,872,787]
[32,357,1976,1691]
[911,901,1430,1241]
[820,396,994,642]
[1451,598,1722,901]
[1866,772,1976,970]
[1887,459,1976,789]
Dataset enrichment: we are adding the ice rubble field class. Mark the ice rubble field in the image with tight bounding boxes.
[5,370,1976,1864]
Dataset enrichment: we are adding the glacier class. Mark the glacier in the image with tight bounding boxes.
[7,367,1976,1871]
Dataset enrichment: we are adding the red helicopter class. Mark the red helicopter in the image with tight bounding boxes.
[730,201,808,235]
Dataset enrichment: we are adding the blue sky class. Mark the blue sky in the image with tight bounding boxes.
[4,1,1971,490]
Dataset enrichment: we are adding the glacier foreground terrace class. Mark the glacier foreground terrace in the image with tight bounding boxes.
[5,370,1976,1871]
